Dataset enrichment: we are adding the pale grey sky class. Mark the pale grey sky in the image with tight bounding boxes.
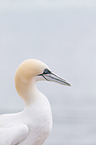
[0,0,96,12]
[0,1,96,145]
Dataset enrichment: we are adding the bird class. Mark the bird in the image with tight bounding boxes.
[0,59,71,145]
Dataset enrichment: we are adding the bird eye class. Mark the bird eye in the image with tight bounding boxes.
[43,69,51,74]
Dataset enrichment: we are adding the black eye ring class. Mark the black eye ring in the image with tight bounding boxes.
[43,69,51,74]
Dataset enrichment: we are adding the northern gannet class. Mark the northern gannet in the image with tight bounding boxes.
[0,59,71,145]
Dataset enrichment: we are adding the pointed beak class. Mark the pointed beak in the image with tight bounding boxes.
[43,72,71,86]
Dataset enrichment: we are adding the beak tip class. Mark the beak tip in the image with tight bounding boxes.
[65,82,71,87]
[67,84,71,87]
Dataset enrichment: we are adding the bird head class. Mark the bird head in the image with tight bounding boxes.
[15,59,71,101]
[15,59,71,85]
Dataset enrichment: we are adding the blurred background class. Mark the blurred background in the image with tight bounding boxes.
[0,0,96,145]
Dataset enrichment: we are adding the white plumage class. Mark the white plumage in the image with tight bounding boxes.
[0,59,70,145]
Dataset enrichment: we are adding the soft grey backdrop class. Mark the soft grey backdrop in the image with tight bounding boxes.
[0,1,96,145]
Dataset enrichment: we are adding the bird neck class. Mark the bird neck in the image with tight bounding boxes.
[15,72,38,105]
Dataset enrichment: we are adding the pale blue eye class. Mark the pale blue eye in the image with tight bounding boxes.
[43,69,51,74]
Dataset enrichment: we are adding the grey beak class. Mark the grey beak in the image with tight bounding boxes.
[38,68,71,86]
[43,72,71,86]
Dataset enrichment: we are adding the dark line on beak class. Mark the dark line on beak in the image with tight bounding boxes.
[48,74,71,86]
[42,74,49,81]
